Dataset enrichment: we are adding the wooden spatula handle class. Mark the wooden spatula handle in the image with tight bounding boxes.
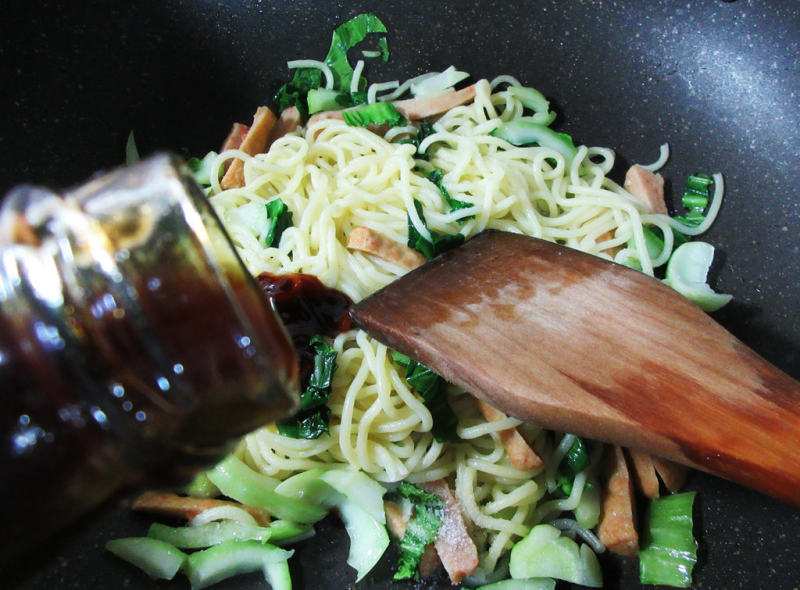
[351,230,800,508]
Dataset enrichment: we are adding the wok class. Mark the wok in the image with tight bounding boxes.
[1,1,798,588]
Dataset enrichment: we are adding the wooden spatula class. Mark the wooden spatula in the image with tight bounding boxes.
[351,230,800,508]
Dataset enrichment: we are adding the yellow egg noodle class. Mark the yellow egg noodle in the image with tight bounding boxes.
[207,77,679,575]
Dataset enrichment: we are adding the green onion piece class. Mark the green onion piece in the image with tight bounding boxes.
[277,334,337,439]
[674,173,714,227]
[638,492,698,588]
[207,455,327,523]
[125,130,140,165]
[491,120,578,164]
[264,199,293,248]
[476,578,557,590]
[184,540,292,590]
[509,524,602,587]
[663,241,733,311]
[393,482,445,580]
[391,351,460,443]
[147,521,272,549]
[106,537,186,580]
[342,101,406,127]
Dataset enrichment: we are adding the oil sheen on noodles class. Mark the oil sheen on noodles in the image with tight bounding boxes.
[208,78,674,573]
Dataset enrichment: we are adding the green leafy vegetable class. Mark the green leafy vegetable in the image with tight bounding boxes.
[638,492,698,588]
[397,119,435,160]
[277,335,338,439]
[564,436,590,474]
[106,537,187,580]
[407,199,465,260]
[342,101,406,127]
[427,169,472,216]
[324,13,388,91]
[264,199,293,248]
[674,173,714,227]
[393,482,445,580]
[274,67,323,120]
[392,351,459,443]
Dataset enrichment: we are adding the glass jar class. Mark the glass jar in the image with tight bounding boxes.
[0,154,298,567]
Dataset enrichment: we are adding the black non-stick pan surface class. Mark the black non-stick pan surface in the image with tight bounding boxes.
[2,1,798,589]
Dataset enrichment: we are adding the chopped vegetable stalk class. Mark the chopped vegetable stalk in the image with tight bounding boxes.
[663,241,732,311]
[573,483,601,529]
[507,86,556,125]
[638,492,698,588]
[491,120,578,164]
[106,537,187,580]
[391,350,460,443]
[393,482,445,580]
[184,472,220,499]
[307,88,344,114]
[264,198,293,247]
[207,456,327,523]
[184,540,292,590]
[263,559,292,590]
[509,524,602,587]
[342,101,406,127]
[277,334,337,439]
[338,498,391,581]
[147,521,274,549]
[476,578,557,590]
[319,469,388,524]
[410,65,469,97]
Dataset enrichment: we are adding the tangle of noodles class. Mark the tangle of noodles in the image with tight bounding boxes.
[208,77,687,574]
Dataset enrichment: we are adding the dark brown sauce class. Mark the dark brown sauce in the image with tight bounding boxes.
[256,272,353,380]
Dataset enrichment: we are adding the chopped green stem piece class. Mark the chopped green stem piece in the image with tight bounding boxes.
[663,241,732,311]
[184,540,292,590]
[675,173,714,227]
[207,455,327,523]
[184,471,220,498]
[564,436,589,474]
[509,524,602,587]
[106,537,186,580]
[638,492,698,588]
[187,151,219,187]
[394,483,445,580]
[491,120,578,164]
[476,579,556,590]
[147,521,277,548]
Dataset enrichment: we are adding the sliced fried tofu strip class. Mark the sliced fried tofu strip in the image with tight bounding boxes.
[132,491,271,526]
[393,83,478,120]
[419,480,479,585]
[267,106,301,147]
[347,225,427,269]
[627,449,661,499]
[220,106,278,190]
[384,500,441,577]
[597,445,639,557]
[624,165,667,215]
[220,122,249,152]
[478,400,543,470]
[651,456,689,493]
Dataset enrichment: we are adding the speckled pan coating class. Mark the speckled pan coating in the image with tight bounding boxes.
[1,1,798,589]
